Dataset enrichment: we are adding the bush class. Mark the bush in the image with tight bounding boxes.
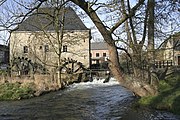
[0,82,35,100]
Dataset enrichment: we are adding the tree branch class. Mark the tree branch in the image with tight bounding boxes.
[70,0,113,45]
[116,46,132,61]
[139,5,148,47]
[2,0,47,32]
[110,0,145,33]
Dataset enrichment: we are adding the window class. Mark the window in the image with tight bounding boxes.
[39,46,42,50]
[44,45,49,52]
[63,45,67,52]
[103,53,106,57]
[96,53,99,57]
[23,46,28,53]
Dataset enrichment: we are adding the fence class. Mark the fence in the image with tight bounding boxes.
[154,60,173,68]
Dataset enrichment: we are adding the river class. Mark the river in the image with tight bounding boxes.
[0,78,179,120]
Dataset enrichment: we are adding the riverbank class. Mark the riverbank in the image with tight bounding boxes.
[0,81,60,100]
[0,78,179,120]
[0,74,62,100]
[0,71,179,116]
[0,82,35,100]
[0,70,108,100]
[138,71,180,115]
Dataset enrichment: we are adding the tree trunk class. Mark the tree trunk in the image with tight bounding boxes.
[107,38,157,97]
[147,0,155,61]
[55,5,65,88]
[70,0,158,97]
[147,0,155,84]
[107,42,124,82]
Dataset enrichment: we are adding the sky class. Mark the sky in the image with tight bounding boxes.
[0,0,179,46]
[0,0,137,44]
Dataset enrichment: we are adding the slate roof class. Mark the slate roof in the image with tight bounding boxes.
[172,32,180,51]
[160,32,180,51]
[173,39,180,50]
[91,42,108,50]
[17,7,88,31]
[0,44,9,51]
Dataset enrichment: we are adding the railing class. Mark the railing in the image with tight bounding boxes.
[154,60,173,68]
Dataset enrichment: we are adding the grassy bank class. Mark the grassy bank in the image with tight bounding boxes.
[0,82,35,100]
[0,74,62,100]
[138,71,180,115]
[0,72,87,100]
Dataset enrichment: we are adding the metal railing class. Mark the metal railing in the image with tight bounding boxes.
[154,60,173,68]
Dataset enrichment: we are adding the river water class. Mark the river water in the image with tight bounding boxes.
[0,78,179,120]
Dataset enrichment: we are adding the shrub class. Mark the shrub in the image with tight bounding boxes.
[0,82,35,100]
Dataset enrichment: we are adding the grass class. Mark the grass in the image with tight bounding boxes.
[0,82,35,100]
[0,74,61,100]
[138,71,180,115]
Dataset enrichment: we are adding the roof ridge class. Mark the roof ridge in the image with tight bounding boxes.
[16,7,88,31]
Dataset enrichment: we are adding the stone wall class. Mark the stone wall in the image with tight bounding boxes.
[10,30,90,70]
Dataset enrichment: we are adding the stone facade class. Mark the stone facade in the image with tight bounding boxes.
[162,32,180,65]
[10,30,90,69]
[10,7,91,71]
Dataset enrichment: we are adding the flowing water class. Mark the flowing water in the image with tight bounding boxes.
[0,78,179,120]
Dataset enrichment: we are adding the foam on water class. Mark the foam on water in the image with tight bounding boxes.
[66,77,119,91]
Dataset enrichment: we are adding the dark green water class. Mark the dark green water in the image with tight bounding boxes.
[0,78,179,120]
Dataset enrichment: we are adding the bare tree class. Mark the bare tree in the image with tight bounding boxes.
[2,0,90,88]
[1,0,179,96]
[67,0,158,96]
[68,0,179,96]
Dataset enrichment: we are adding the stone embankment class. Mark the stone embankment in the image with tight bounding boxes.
[0,75,61,100]
[0,70,110,100]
